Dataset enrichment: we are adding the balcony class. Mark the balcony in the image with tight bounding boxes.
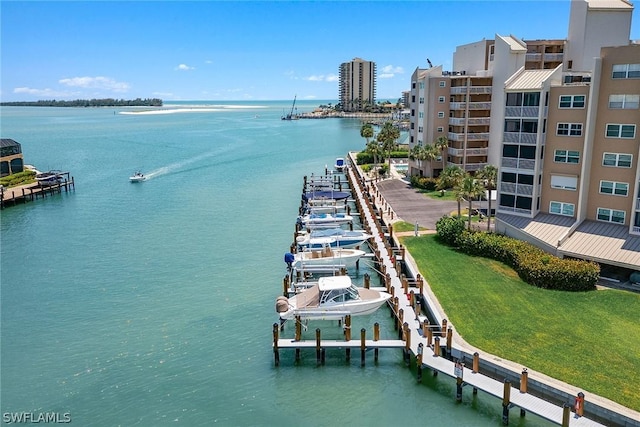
[449,117,491,126]
[544,53,564,61]
[501,158,536,170]
[450,101,492,110]
[503,132,538,144]
[450,86,492,95]
[448,147,489,156]
[447,132,490,142]
[446,161,488,171]
[504,106,540,118]
[526,53,542,62]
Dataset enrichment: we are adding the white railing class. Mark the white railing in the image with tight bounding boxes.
[449,117,491,126]
[450,102,466,110]
[448,147,489,157]
[467,132,490,140]
[499,182,533,195]
[501,158,536,170]
[468,101,492,110]
[526,53,542,61]
[503,132,537,144]
[504,106,540,118]
[544,53,564,61]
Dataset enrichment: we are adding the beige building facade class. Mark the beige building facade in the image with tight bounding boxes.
[407,0,640,271]
[339,57,377,112]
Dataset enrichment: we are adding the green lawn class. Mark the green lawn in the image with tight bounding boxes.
[401,234,640,412]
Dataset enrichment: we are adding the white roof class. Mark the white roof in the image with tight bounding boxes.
[505,69,557,90]
[318,275,352,291]
[586,0,634,10]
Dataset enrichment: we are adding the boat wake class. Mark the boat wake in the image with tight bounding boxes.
[142,151,223,180]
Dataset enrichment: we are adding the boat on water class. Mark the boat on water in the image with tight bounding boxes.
[129,171,146,183]
[285,246,366,269]
[335,157,346,172]
[281,95,299,120]
[297,212,353,229]
[35,170,65,186]
[296,228,372,249]
[275,275,391,320]
[303,190,350,201]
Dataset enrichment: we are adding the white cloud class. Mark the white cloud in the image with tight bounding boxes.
[59,76,130,92]
[303,73,339,82]
[176,64,195,71]
[204,60,212,64]
[13,87,74,97]
[379,65,404,79]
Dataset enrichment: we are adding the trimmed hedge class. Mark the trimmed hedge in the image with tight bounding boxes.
[435,216,599,291]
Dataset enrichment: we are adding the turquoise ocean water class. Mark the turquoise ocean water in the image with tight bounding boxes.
[0,101,553,426]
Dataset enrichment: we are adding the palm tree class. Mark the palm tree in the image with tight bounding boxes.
[377,121,400,173]
[457,174,486,231]
[410,143,438,176]
[438,165,465,217]
[360,123,374,147]
[477,164,498,231]
[366,139,383,173]
[434,136,449,175]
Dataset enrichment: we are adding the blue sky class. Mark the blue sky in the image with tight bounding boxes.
[1,1,638,102]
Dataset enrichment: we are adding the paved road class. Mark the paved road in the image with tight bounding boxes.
[375,178,458,230]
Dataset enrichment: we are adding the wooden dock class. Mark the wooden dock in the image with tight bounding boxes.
[271,157,640,427]
[0,176,75,209]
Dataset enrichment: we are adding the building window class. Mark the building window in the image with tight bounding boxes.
[599,180,629,196]
[605,124,636,139]
[418,126,423,133]
[419,97,424,104]
[612,63,640,79]
[554,149,580,164]
[437,127,444,132]
[550,201,575,216]
[419,82,424,89]
[438,112,445,118]
[603,153,632,168]
[551,175,578,190]
[439,81,446,87]
[438,96,445,103]
[608,94,640,109]
[559,95,585,108]
[418,112,424,119]
[505,119,538,133]
[556,123,582,136]
[597,208,625,224]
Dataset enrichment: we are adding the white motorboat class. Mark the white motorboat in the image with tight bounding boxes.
[275,275,391,320]
[297,212,353,229]
[129,171,146,183]
[296,228,372,250]
[335,157,346,172]
[35,170,64,186]
[285,246,366,269]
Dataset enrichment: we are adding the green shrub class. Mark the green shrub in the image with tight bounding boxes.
[436,218,599,291]
[410,175,439,191]
[0,170,36,187]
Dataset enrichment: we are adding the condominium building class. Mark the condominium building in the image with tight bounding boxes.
[407,0,640,271]
[339,58,376,112]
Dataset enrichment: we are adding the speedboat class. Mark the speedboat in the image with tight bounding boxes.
[303,190,350,201]
[129,171,146,183]
[297,212,353,229]
[275,275,391,320]
[335,157,346,172]
[296,228,372,250]
[285,246,366,269]
[35,170,64,186]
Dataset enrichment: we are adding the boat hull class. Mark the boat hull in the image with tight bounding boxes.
[292,249,365,268]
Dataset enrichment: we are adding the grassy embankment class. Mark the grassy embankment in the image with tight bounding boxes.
[400,233,640,412]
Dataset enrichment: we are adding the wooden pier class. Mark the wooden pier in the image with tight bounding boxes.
[270,156,640,427]
[0,175,75,209]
